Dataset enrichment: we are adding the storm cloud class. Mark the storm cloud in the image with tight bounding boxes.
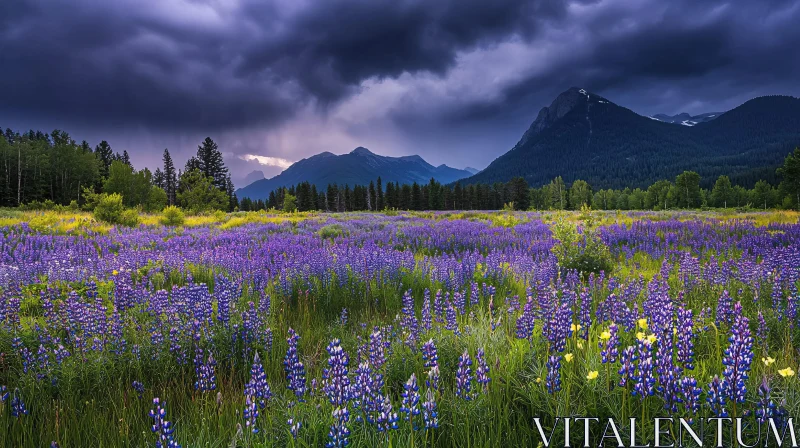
[1,0,798,185]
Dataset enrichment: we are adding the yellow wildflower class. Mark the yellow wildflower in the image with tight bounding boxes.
[762,357,776,366]
[586,371,599,381]
[778,367,796,377]
[646,334,658,345]
[564,353,574,363]
[636,332,646,341]
[599,330,611,341]
[637,318,648,330]
[112,269,119,276]
[577,341,584,350]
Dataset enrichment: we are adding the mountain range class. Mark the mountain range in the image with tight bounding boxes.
[460,88,800,189]
[237,88,800,199]
[237,147,473,200]
[650,112,722,126]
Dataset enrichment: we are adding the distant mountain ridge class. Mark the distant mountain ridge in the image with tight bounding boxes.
[459,88,800,189]
[651,112,722,126]
[237,147,472,200]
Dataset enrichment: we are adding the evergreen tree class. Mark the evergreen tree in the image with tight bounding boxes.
[95,141,114,179]
[778,147,800,209]
[162,149,178,206]
[153,168,165,189]
[412,182,423,210]
[121,150,131,167]
[509,177,530,210]
[196,137,229,190]
[548,176,567,209]
[376,177,384,210]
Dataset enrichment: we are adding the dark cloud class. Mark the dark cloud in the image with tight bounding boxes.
[1,0,798,181]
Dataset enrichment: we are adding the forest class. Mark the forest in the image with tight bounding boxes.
[2,127,800,216]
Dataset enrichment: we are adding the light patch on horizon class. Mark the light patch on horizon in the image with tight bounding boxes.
[239,154,295,169]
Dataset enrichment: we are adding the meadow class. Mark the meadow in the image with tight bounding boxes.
[0,208,799,447]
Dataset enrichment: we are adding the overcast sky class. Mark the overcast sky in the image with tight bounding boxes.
[1,0,799,186]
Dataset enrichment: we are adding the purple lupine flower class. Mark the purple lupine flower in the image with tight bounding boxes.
[755,378,777,424]
[455,350,473,400]
[475,348,490,391]
[470,282,480,306]
[245,352,272,409]
[433,290,444,324]
[422,388,438,429]
[0,385,8,403]
[288,419,301,439]
[421,289,432,331]
[715,290,733,326]
[399,373,421,425]
[369,328,386,372]
[323,339,352,407]
[375,394,399,432]
[515,296,536,340]
[578,288,592,340]
[546,355,561,394]
[194,350,217,392]
[445,299,459,335]
[679,376,702,417]
[756,311,768,349]
[284,328,306,399]
[352,361,382,423]
[543,303,572,353]
[676,306,695,370]
[132,381,145,399]
[400,290,419,347]
[427,365,441,392]
[455,291,467,315]
[721,302,753,406]
[599,324,619,364]
[706,375,728,417]
[10,388,27,418]
[340,308,348,326]
[149,398,180,448]
[632,339,655,398]
[243,394,259,434]
[327,407,351,448]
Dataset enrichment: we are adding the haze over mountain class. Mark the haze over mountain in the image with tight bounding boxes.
[237,147,472,200]
[459,88,800,189]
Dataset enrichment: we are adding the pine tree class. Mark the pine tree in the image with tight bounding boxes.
[95,141,114,178]
[163,149,178,206]
[196,137,229,190]
[153,168,165,189]
[376,177,384,210]
[122,150,131,167]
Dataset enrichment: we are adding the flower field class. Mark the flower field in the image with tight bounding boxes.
[0,210,799,447]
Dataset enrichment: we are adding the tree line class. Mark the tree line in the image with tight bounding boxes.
[241,148,800,212]
[3,125,799,214]
[0,128,237,213]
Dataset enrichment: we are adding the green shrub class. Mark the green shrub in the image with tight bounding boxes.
[119,209,140,227]
[160,206,185,226]
[550,213,614,277]
[318,224,346,239]
[93,193,125,224]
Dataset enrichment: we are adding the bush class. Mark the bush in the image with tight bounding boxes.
[119,209,140,227]
[93,193,125,224]
[318,224,346,239]
[160,206,185,226]
[550,213,614,277]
